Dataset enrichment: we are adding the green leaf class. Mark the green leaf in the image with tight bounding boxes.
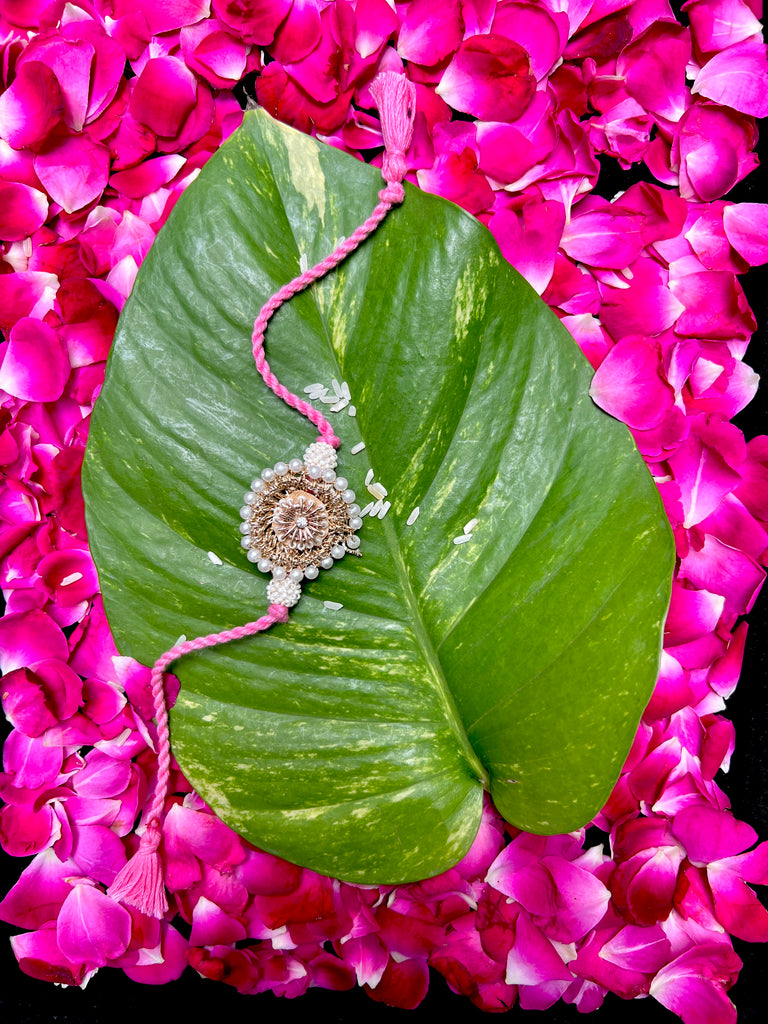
[83,109,674,883]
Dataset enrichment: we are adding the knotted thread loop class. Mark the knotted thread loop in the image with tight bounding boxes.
[380,182,405,205]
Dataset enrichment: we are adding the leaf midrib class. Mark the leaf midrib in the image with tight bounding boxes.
[266,152,488,790]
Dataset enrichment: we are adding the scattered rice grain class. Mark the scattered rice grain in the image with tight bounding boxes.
[377,501,391,519]
[406,507,420,526]
[360,501,376,517]
[368,482,387,500]
[365,468,374,485]
[207,551,223,565]
[350,442,366,454]
[299,254,309,273]
[324,601,344,611]
[463,518,478,534]
[453,534,473,545]
[348,405,356,416]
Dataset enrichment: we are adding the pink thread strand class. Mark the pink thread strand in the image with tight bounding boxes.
[251,183,406,448]
[109,71,416,918]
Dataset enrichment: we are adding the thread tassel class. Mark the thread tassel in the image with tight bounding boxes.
[370,72,417,185]
[108,822,168,917]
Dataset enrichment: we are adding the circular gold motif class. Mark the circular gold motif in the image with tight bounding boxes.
[245,469,356,570]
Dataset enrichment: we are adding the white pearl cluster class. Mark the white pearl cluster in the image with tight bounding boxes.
[266,577,302,607]
[239,440,361,608]
[303,441,337,473]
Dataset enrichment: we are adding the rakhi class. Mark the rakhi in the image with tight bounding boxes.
[106,72,417,919]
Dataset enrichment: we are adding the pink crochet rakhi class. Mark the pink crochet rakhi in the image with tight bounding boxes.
[105,72,417,919]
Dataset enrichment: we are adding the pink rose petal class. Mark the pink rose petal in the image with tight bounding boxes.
[271,0,324,64]
[692,40,768,118]
[685,0,763,53]
[436,34,536,121]
[121,922,189,983]
[57,883,132,966]
[649,944,741,1024]
[678,104,759,202]
[34,133,110,214]
[722,203,768,267]
[0,181,48,241]
[709,864,768,941]
[505,910,573,986]
[112,0,211,35]
[0,609,68,674]
[0,318,70,402]
[589,336,675,429]
[561,201,645,269]
[129,57,198,138]
[672,805,757,864]
[618,22,691,122]
[0,271,60,332]
[488,199,565,294]
[396,0,464,66]
[180,22,249,88]
[0,62,63,148]
[0,848,80,929]
[11,926,93,987]
[211,0,291,45]
[600,923,671,974]
[20,35,94,133]
[491,2,568,80]
[667,431,743,528]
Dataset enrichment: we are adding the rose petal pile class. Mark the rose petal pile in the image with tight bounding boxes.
[1,2,767,1021]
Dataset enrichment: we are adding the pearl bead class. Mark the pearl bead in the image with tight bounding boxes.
[346,535,361,550]
[247,549,261,562]
[239,505,250,519]
[289,568,304,582]
[240,536,251,548]
[331,545,345,559]
[257,558,272,573]
[304,565,319,579]
[251,479,265,492]
[342,490,355,504]
[239,522,250,535]
[348,517,363,530]
[347,504,361,517]
[272,566,287,580]
[243,491,256,503]
[274,462,288,475]
[322,469,336,483]
[333,476,348,491]
[289,459,303,473]
[307,465,323,479]
[261,468,275,482]
[320,557,334,569]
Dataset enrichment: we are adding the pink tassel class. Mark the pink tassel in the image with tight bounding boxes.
[107,822,168,917]
[369,72,417,185]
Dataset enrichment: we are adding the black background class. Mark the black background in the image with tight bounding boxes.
[1,84,767,1024]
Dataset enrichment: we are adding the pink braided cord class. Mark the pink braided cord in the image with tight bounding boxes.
[108,71,416,918]
[143,604,290,829]
[251,182,405,449]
